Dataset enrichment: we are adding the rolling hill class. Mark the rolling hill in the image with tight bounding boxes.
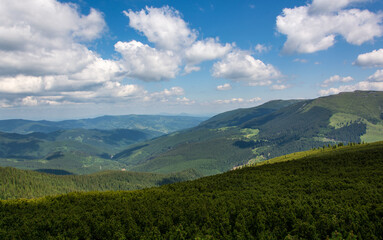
[0,115,207,134]
[1,141,382,239]
[113,91,383,175]
[0,128,162,174]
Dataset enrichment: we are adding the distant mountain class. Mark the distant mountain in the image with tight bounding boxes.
[0,115,207,134]
[114,91,383,175]
[0,128,162,174]
[1,141,382,239]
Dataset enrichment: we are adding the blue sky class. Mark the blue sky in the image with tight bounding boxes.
[0,0,383,120]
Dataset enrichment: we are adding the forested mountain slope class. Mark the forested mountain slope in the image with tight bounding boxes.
[0,167,201,200]
[1,141,382,239]
[115,91,383,175]
[0,128,162,174]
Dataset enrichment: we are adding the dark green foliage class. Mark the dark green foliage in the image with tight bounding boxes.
[0,167,201,200]
[233,140,256,148]
[200,99,301,128]
[326,123,367,142]
[35,169,73,175]
[0,142,382,239]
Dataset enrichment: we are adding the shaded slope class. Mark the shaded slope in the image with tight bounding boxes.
[1,142,382,239]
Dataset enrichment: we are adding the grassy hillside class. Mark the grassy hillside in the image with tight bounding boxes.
[0,115,207,134]
[115,91,383,175]
[0,167,201,200]
[1,142,382,239]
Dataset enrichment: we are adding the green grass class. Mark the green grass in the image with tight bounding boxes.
[361,122,383,143]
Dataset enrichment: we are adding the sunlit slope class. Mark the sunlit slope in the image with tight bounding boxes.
[1,141,382,239]
[115,91,383,175]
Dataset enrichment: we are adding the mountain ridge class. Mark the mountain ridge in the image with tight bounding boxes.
[113,91,383,175]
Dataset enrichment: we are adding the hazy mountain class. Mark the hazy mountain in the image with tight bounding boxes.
[0,115,208,134]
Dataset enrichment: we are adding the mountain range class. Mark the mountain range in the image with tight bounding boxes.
[0,91,382,175]
[0,115,207,134]
[113,91,383,175]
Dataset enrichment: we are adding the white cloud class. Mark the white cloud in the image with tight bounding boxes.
[212,50,282,86]
[176,97,195,105]
[276,1,383,54]
[354,49,383,67]
[254,44,270,53]
[293,58,308,63]
[0,0,135,105]
[184,38,233,71]
[115,40,180,81]
[216,83,232,91]
[368,69,383,82]
[319,81,383,95]
[0,0,106,77]
[321,75,354,87]
[124,6,197,51]
[147,87,185,102]
[319,71,383,96]
[214,97,261,104]
[184,38,233,74]
[271,84,290,90]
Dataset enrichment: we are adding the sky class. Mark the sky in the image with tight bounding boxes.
[0,0,383,120]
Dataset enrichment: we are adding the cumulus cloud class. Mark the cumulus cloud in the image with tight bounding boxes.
[354,49,383,67]
[0,0,134,104]
[216,83,232,91]
[321,75,354,87]
[0,0,107,77]
[184,38,233,72]
[367,69,383,82]
[124,6,196,51]
[319,71,383,96]
[276,0,383,54]
[115,40,180,81]
[212,51,282,86]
